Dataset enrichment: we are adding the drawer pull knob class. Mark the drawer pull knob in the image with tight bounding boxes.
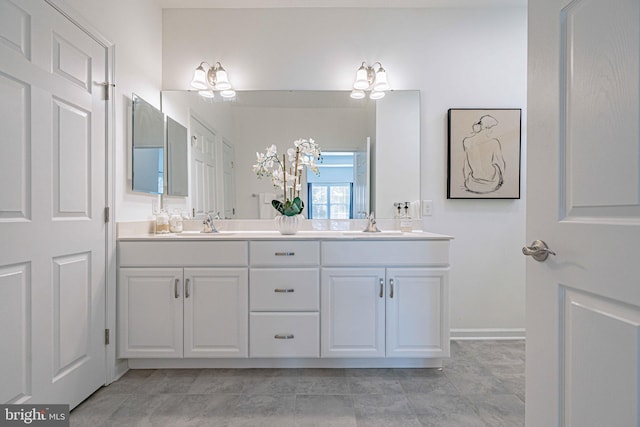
[275,252,295,256]
[274,288,295,293]
[274,334,295,340]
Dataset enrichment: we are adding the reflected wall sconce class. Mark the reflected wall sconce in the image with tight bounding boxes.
[190,61,236,99]
[350,61,390,100]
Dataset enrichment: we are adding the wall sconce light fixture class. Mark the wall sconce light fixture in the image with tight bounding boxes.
[190,61,236,99]
[350,61,390,100]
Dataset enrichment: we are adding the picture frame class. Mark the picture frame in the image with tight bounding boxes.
[447,108,522,199]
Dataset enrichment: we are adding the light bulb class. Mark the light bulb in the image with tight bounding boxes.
[214,66,231,90]
[373,66,390,91]
[220,89,236,98]
[353,64,370,90]
[350,89,365,99]
[369,90,385,100]
[198,90,215,98]
[190,64,208,90]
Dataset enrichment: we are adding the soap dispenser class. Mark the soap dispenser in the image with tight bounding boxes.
[155,210,170,234]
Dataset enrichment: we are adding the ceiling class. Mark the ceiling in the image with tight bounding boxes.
[157,0,525,9]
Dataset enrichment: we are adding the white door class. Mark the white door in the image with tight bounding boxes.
[321,268,385,358]
[222,140,236,219]
[183,268,248,358]
[117,268,183,359]
[527,0,640,425]
[0,0,108,408]
[190,115,217,217]
[386,268,449,358]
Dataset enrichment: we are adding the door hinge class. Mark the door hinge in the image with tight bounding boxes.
[96,81,115,101]
[104,207,110,223]
[105,329,110,345]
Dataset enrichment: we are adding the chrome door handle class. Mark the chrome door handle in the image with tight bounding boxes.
[185,278,191,298]
[274,334,294,340]
[389,278,394,298]
[379,278,384,298]
[522,239,556,262]
[174,278,180,298]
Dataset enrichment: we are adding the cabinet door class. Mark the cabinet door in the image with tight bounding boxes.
[321,268,385,358]
[183,268,248,358]
[386,268,449,358]
[117,268,183,358]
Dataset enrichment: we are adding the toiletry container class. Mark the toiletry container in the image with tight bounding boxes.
[155,210,170,234]
[169,210,183,233]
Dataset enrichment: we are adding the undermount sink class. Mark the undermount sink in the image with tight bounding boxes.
[171,231,235,237]
[341,230,405,236]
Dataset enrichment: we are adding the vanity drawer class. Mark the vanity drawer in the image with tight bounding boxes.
[119,241,248,267]
[250,312,319,358]
[321,240,449,267]
[250,241,320,267]
[250,268,319,311]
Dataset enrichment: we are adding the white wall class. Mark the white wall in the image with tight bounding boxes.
[61,0,163,222]
[162,6,527,335]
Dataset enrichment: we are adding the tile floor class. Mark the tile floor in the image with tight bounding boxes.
[70,340,525,427]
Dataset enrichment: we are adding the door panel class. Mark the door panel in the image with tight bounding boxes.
[0,263,30,403]
[527,0,640,425]
[190,116,217,217]
[321,268,385,358]
[0,0,107,408]
[386,268,449,358]
[183,268,248,358]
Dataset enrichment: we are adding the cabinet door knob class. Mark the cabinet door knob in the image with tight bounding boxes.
[379,278,384,298]
[389,278,395,299]
[185,278,191,298]
[174,278,180,299]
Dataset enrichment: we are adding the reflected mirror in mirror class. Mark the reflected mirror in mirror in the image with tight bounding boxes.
[167,117,188,196]
[160,90,420,219]
[132,93,165,194]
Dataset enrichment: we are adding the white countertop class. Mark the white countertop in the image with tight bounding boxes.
[118,229,453,241]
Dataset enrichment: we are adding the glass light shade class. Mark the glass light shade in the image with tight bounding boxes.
[198,90,215,98]
[350,89,365,99]
[220,89,236,98]
[373,67,390,91]
[369,90,385,100]
[214,68,232,90]
[353,65,370,90]
[190,65,208,90]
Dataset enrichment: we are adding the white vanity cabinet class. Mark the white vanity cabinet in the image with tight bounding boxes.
[117,241,249,359]
[249,241,320,358]
[321,241,450,359]
[116,231,451,367]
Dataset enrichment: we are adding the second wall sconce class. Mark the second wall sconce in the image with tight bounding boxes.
[190,61,236,99]
[350,61,390,100]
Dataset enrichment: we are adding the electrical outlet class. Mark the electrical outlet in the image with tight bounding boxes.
[422,200,433,216]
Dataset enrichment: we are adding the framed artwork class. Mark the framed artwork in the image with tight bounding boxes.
[447,108,522,199]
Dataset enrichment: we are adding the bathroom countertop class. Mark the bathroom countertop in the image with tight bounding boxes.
[117,229,453,241]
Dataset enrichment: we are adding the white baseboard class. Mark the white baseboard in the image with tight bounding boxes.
[450,328,525,340]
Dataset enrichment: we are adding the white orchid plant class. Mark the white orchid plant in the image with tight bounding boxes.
[253,138,321,216]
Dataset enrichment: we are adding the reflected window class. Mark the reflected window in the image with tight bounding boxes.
[308,183,352,219]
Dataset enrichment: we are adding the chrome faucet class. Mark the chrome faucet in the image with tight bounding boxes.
[362,211,381,233]
[202,212,218,233]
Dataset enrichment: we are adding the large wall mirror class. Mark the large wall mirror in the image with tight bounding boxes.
[161,90,420,219]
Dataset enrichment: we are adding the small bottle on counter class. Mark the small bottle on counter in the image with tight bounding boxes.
[155,210,170,234]
[169,210,183,233]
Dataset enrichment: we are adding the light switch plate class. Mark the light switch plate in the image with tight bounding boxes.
[422,200,433,216]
